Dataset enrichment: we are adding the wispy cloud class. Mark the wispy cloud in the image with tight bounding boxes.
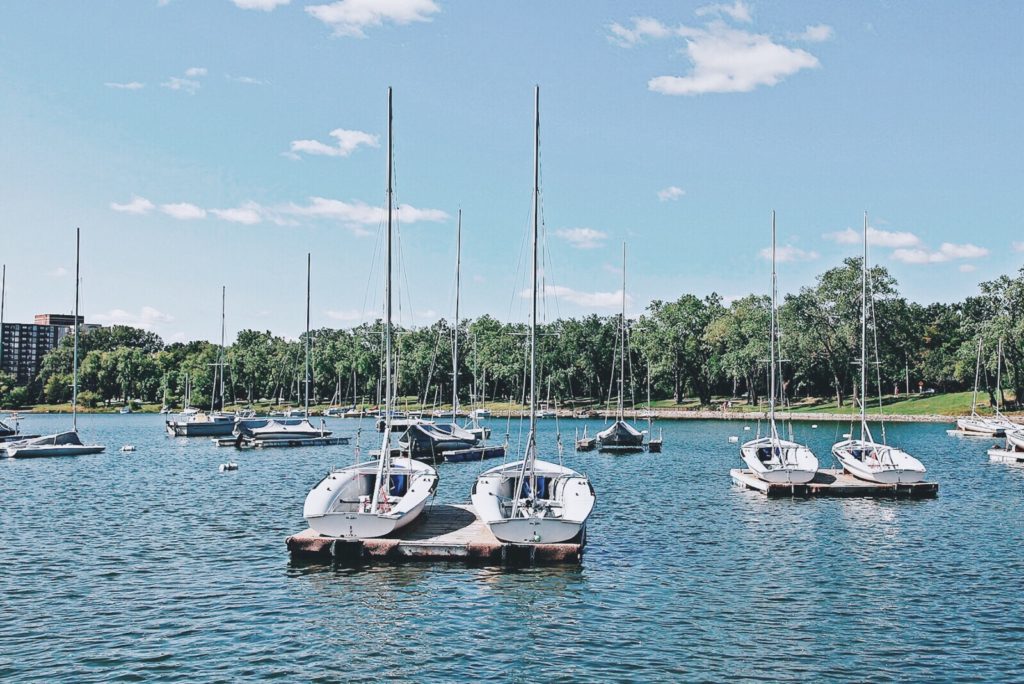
[104,81,144,90]
[792,24,834,42]
[184,66,207,77]
[555,227,607,250]
[891,243,989,264]
[824,226,921,248]
[695,1,752,23]
[211,202,263,225]
[760,245,819,262]
[1013,241,1024,253]
[227,75,267,85]
[522,285,631,309]
[610,7,823,96]
[232,0,290,10]
[90,306,174,331]
[47,267,68,278]
[657,185,685,201]
[110,196,155,215]
[160,202,207,220]
[162,67,207,94]
[283,197,448,231]
[306,0,440,37]
[959,264,976,273]
[288,128,379,158]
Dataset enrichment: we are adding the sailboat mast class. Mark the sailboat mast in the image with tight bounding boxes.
[529,85,539,446]
[453,208,461,423]
[72,228,80,432]
[619,242,626,421]
[220,285,226,410]
[372,87,394,513]
[769,211,778,438]
[860,211,869,437]
[971,337,982,414]
[996,338,1003,413]
[305,253,311,418]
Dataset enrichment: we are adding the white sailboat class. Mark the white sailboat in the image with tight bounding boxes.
[597,243,646,453]
[303,88,437,538]
[6,229,105,458]
[739,212,818,484]
[832,213,926,484]
[245,254,331,442]
[471,86,595,544]
[956,338,1006,436]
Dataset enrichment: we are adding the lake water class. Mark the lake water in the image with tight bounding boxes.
[1,414,1022,682]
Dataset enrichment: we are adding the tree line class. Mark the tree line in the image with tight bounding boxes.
[1,260,1022,411]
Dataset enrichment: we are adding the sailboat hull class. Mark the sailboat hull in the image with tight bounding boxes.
[832,439,926,484]
[739,437,818,484]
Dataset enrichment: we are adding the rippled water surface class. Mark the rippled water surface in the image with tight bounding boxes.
[2,414,1023,681]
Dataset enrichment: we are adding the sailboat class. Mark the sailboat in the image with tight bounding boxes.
[739,212,818,483]
[955,338,1005,436]
[243,254,332,443]
[6,229,105,458]
[596,243,646,453]
[832,213,926,484]
[166,286,235,437]
[303,88,438,538]
[400,209,504,463]
[471,86,595,544]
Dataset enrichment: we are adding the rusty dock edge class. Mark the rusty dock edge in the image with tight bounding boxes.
[287,503,584,564]
[731,468,938,499]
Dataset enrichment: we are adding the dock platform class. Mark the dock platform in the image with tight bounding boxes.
[988,447,1024,465]
[287,503,584,564]
[731,468,938,498]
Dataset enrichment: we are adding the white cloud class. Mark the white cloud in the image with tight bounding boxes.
[891,242,989,264]
[91,306,174,331]
[211,202,263,225]
[760,245,819,262]
[523,285,631,309]
[161,77,201,94]
[289,128,379,158]
[283,196,447,229]
[793,24,834,42]
[825,226,921,248]
[1013,241,1024,252]
[160,202,207,220]
[110,196,155,215]
[228,75,267,85]
[232,0,290,10]
[959,264,976,273]
[610,8,823,96]
[657,185,685,201]
[48,267,68,278]
[555,227,607,249]
[695,1,752,23]
[306,0,440,37]
[105,81,144,90]
[325,308,364,321]
[185,67,207,77]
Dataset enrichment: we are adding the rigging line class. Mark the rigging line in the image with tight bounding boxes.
[505,188,534,322]
[867,262,887,444]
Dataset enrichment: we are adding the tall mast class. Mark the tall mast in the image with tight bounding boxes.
[72,228,80,432]
[452,208,462,423]
[971,337,982,415]
[996,337,1003,414]
[529,85,539,450]
[860,211,869,438]
[220,285,226,410]
[619,242,626,421]
[769,211,778,439]
[372,87,394,514]
[305,253,311,419]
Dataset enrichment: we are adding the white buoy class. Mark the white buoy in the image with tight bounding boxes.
[219,462,239,472]
[743,426,751,431]
[728,436,739,443]
[811,424,818,429]
[842,433,852,439]
[120,445,136,452]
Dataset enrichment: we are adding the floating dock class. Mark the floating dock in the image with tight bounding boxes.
[214,435,351,448]
[731,468,938,498]
[988,447,1024,465]
[287,503,584,564]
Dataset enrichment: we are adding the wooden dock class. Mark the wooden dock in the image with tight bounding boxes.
[287,503,584,564]
[731,468,938,498]
[988,447,1024,465]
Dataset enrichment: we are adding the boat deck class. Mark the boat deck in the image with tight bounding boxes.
[287,503,584,564]
[988,447,1024,465]
[214,435,351,448]
[730,468,938,498]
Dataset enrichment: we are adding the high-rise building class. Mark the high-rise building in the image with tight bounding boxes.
[0,314,88,384]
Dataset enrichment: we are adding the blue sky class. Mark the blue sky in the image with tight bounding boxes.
[1,1,1022,343]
